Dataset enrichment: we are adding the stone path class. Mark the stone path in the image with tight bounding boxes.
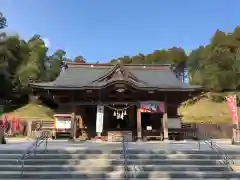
[1,139,240,151]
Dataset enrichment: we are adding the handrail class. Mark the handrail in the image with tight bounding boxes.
[121,134,141,179]
[17,129,48,176]
[198,134,234,171]
[204,140,234,170]
[122,135,128,179]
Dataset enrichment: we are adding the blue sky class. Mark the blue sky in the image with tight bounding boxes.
[1,0,240,63]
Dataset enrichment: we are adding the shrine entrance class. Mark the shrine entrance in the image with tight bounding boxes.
[74,104,138,141]
[141,112,164,141]
[102,104,137,142]
[103,105,130,130]
[72,100,166,142]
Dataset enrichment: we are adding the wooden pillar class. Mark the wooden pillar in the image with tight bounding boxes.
[27,121,32,137]
[137,107,142,140]
[70,92,76,140]
[79,116,83,129]
[163,96,168,139]
[71,112,76,140]
[78,112,88,140]
[128,107,135,128]
[77,107,86,138]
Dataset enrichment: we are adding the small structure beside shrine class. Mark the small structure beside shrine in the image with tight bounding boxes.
[31,62,202,141]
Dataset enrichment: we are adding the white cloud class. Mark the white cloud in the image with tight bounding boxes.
[42,38,50,47]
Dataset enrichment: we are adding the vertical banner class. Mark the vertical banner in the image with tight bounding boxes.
[226,95,239,125]
[96,106,104,133]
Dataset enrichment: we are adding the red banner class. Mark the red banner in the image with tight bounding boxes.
[226,95,238,124]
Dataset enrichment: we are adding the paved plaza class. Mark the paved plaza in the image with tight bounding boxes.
[1,139,240,152]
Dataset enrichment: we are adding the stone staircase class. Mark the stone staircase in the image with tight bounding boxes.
[0,149,239,179]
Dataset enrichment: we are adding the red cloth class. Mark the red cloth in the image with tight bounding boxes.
[11,117,15,130]
[16,119,20,132]
[3,115,7,128]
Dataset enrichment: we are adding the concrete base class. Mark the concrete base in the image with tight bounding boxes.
[68,138,76,142]
[95,139,103,142]
[0,136,6,144]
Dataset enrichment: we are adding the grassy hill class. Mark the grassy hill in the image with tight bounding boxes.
[2,95,237,124]
[4,103,54,121]
[178,98,239,124]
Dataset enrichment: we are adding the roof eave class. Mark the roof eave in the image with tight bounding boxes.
[31,83,203,92]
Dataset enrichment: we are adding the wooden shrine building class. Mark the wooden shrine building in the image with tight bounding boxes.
[31,62,202,141]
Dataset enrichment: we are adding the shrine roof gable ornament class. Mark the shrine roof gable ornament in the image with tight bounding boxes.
[92,62,144,84]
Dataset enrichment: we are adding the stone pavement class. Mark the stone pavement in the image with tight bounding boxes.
[1,139,240,151]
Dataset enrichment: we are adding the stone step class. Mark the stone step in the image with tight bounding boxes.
[0,177,239,180]
[0,171,239,179]
[2,153,239,160]
[0,149,240,155]
[3,154,240,160]
[0,164,230,172]
[1,159,229,165]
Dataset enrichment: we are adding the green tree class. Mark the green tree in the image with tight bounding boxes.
[0,12,7,29]
[187,27,240,92]
[46,49,66,81]
[16,35,47,91]
[74,56,86,63]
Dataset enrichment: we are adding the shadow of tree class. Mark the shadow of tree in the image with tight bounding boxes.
[0,146,239,179]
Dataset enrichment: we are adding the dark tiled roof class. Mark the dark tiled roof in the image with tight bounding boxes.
[31,63,202,91]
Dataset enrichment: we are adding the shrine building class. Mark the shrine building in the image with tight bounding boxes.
[31,62,202,141]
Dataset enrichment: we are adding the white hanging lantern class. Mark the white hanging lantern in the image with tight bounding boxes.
[120,111,124,120]
[117,111,120,119]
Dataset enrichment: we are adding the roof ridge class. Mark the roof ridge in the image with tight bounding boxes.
[67,62,172,66]
[67,63,171,70]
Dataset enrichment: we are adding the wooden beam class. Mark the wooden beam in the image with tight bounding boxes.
[107,95,133,99]
[58,101,138,106]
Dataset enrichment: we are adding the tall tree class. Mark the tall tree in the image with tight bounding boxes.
[16,35,47,90]
[46,49,66,81]
[74,56,86,63]
[0,12,7,29]
[187,27,240,92]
